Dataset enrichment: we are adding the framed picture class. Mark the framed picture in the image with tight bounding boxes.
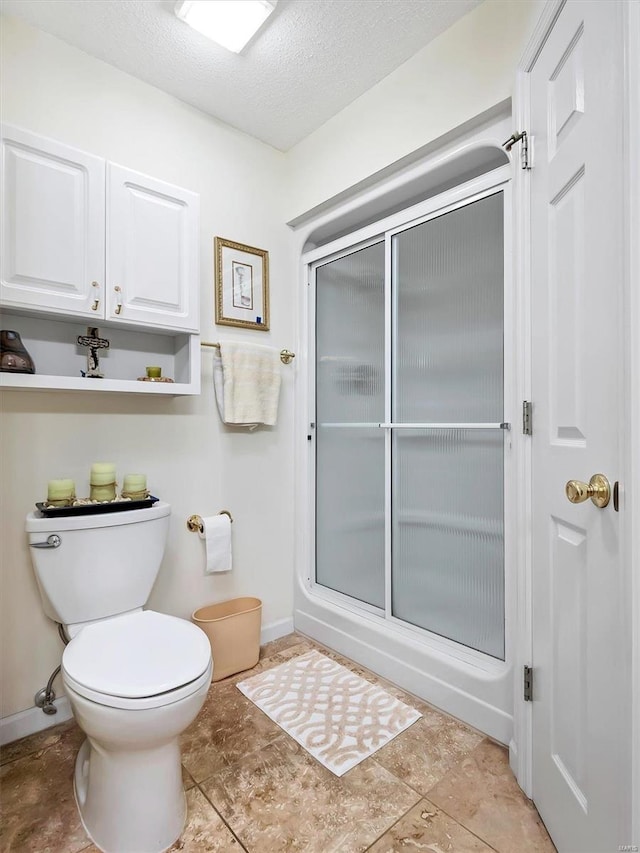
[214,237,269,331]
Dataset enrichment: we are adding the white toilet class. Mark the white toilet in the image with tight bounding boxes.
[25,502,213,853]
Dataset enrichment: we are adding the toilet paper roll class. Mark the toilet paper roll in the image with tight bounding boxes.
[198,514,232,574]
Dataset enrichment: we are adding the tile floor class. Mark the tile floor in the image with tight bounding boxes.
[0,633,556,853]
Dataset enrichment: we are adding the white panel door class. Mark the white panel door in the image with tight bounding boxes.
[106,164,199,332]
[530,2,627,851]
[1,125,105,317]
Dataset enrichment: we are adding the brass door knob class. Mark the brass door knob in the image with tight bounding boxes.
[565,474,611,508]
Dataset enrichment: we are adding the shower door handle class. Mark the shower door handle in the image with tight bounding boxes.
[377,423,510,430]
[565,474,611,508]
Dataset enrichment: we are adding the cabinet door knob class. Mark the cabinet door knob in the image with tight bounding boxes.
[91,281,100,311]
[114,285,123,315]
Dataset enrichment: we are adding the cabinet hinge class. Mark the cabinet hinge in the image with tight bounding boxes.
[522,400,532,436]
[503,130,531,170]
[523,665,533,702]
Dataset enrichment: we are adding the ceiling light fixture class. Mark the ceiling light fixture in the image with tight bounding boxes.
[175,0,277,54]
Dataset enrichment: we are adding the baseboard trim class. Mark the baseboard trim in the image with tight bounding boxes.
[0,696,73,746]
[261,617,295,645]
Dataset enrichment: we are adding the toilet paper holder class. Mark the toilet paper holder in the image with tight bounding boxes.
[187,510,233,533]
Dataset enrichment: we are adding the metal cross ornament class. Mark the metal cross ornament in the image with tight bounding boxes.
[77,327,110,378]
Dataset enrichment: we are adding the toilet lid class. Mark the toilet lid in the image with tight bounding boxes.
[62,610,212,699]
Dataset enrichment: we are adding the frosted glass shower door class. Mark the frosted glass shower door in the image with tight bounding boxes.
[391,193,505,658]
[315,242,385,608]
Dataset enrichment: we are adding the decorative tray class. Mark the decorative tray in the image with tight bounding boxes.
[35,496,159,518]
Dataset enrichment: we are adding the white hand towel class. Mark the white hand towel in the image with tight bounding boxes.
[198,514,232,574]
[212,349,227,421]
[213,342,281,428]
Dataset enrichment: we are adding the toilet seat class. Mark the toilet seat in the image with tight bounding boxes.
[62,610,212,710]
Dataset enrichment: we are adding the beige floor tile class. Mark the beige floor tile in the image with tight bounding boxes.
[221,655,285,686]
[268,639,316,662]
[76,788,246,853]
[369,713,484,796]
[180,679,284,783]
[182,764,197,791]
[428,739,556,853]
[200,735,420,853]
[0,643,556,853]
[0,718,79,767]
[259,632,305,659]
[168,787,245,851]
[368,798,496,852]
[0,723,88,853]
[0,725,199,853]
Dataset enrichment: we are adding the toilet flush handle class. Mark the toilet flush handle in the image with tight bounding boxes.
[30,534,61,549]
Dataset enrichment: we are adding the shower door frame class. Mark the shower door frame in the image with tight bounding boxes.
[305,168,515,671]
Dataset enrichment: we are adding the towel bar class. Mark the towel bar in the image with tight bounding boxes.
[187,510,233,533]
[201,341,295,365]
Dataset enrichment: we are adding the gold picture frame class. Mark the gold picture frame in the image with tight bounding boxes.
[214,237,270,331]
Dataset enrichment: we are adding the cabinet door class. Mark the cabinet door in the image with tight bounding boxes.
[1,125,105,317]
[106,164,199,332]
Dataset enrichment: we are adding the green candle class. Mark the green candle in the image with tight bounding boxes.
[123,474,146,493]
[90,462,116,485]
[90,484,116,502]
[90,463,116,501]
[121,473,147,500]
[47,479,75,506]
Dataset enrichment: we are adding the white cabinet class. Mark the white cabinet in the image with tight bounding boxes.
[0,125,199,334]
[0,125,201,395]
[106,164,198,331]
[1,125,105,318]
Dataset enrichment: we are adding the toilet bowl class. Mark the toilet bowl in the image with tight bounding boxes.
[61,610,212,853]
[25,502,213,853]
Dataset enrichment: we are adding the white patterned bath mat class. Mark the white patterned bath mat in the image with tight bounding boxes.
[236,649,421,776]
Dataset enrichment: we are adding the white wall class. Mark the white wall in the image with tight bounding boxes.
[285,0,544,221]
[0,16,296,718]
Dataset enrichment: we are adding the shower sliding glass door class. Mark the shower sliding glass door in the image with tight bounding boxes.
[315,241,386,609]
[313,187,507,660]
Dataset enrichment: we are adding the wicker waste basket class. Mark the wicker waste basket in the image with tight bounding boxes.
[191,597,262,682]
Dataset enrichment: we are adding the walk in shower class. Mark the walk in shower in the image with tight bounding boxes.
[299,169,513,741]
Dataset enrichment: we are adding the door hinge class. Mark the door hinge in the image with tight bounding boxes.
[523,665,533,702]
[503,130,531,170]
[522,400,532,435]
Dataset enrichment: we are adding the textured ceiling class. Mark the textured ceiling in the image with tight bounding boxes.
[1,0,481,151]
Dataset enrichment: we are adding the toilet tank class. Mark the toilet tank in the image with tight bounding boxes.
[25,502,171,628]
